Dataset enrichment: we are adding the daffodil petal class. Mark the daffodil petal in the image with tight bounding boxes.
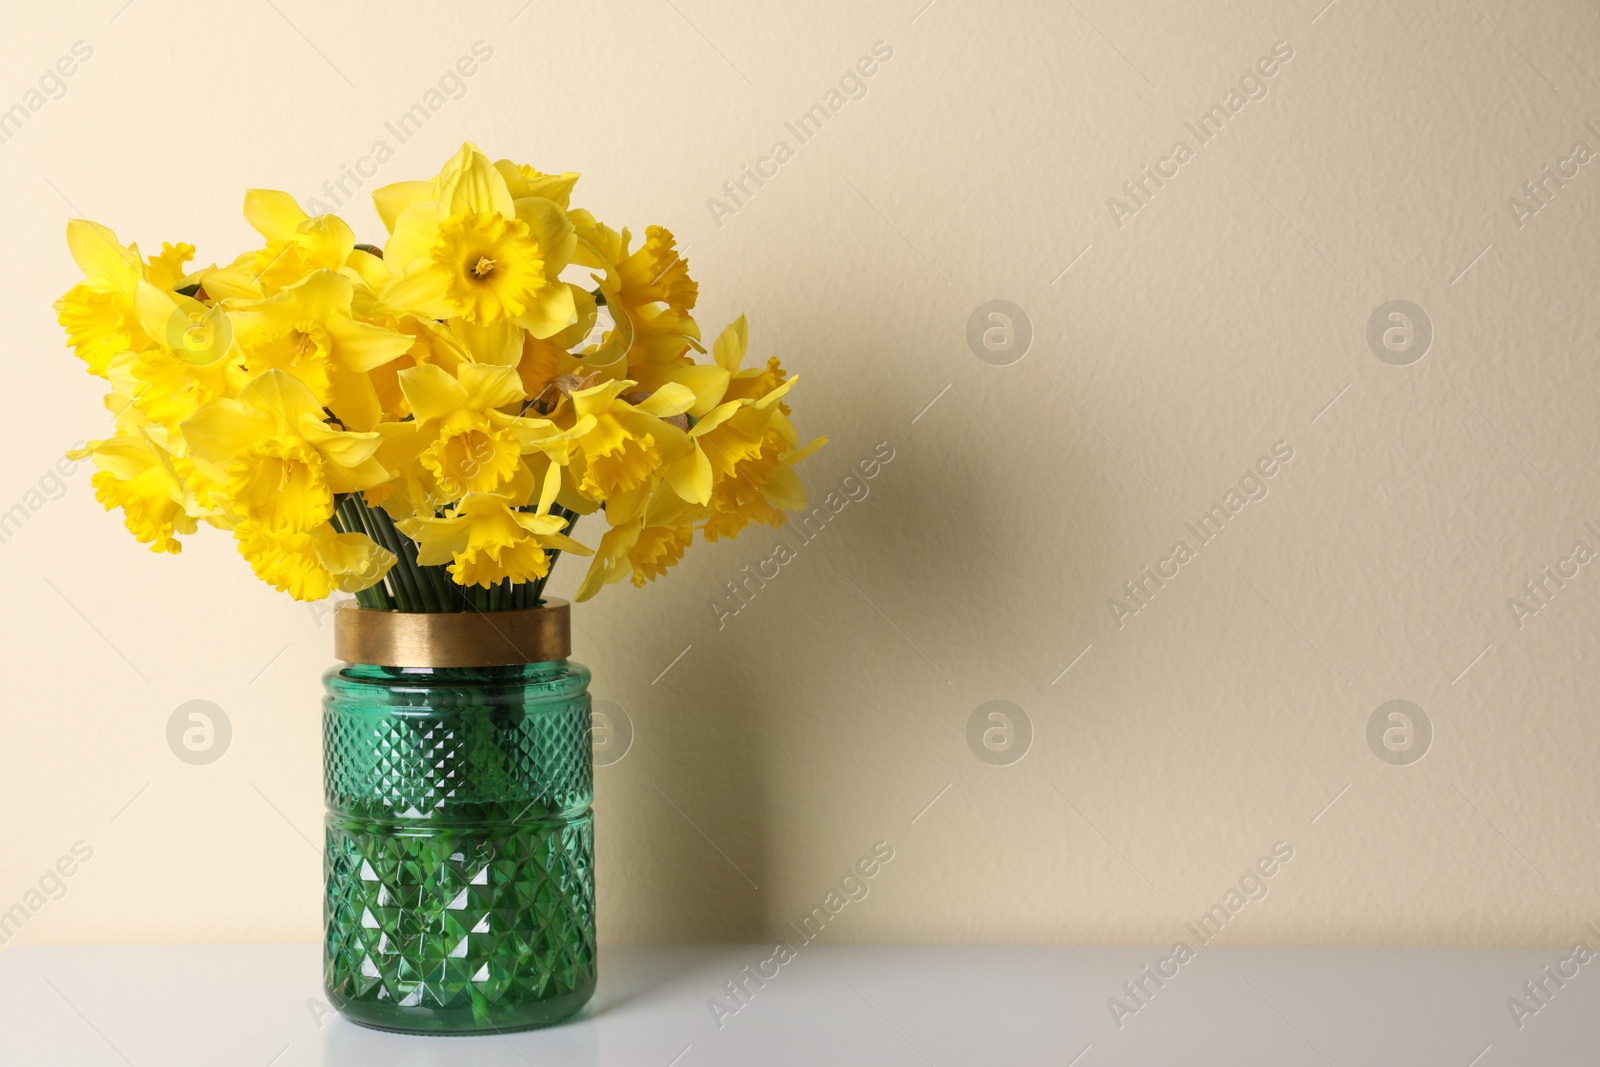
[243,189,308,243]
[322,365,385,432]
[272,268,353,322]
[381,264,453,319]
[180,398,274,465]
[712,314,749,372]
[667,446,713,505]
[66,219,140,289]
[537,460,562,514]
[372,180,433,232]
[539,531,593,556]
[133,283,232,366]
[299,416,383,466]
[515,281,578,340]
[457,363,525,411]
[636,382,695,418]
[671,364,733,417]
[574,521,641,602]
[513,196,577,267]
[239,369,325,428]
[384,201,442,272]
[398,364,469,424]
[326,315,413,373]
[449,319,522,365]
[752,373,799,412]
[438,142,515,218]
[691,400,744,437]
[569,378,634,419]
[397,513,473,565]
[296,214,357,266]
[311,525,395,592]
[783,435,828,465]
[761,466,807,511]
[342,249,392,292]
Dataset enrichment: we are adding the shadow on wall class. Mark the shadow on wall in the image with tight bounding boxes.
[585,320,1146,945]
[593,652,772,943]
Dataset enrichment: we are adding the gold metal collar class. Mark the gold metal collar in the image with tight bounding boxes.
[333,600,572,667]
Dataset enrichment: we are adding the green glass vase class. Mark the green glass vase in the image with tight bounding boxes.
[322,656,596,1034]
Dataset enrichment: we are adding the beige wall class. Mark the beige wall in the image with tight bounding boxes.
[4,0,1599,949]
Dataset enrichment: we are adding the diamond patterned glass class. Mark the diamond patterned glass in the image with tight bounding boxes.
[322,659,595,1034]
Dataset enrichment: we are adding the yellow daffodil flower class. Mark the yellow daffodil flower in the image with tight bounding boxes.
[122,281,243,429]
[563,378,694,523]
[203,190,356,301]
[57,231,212,382]
[398,362,591,504]
[377,142,579,335]
[231,270,412,431]
[234,521,394,601]
[655,318,814,507]
[180,369,388,531]
[703,428,827,541]
[398,467,591,589]
[710,313,794,406]
[574,520,692,600]
[574,486,705,600]
[75,430,200,554]
[53,220,151,377]
[572,215,700,369]
[494,159,580,208]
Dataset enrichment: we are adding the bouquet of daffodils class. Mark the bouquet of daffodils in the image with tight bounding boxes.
[55,142,823,611]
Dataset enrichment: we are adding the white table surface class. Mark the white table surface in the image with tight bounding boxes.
[0,943,1593,1065]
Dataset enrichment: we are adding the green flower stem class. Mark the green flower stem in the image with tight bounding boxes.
[358,503,421,612]
[373,507,441,614]
[422,560,456,613]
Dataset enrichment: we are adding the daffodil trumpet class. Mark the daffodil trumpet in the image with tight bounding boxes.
[58,141,823,610]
